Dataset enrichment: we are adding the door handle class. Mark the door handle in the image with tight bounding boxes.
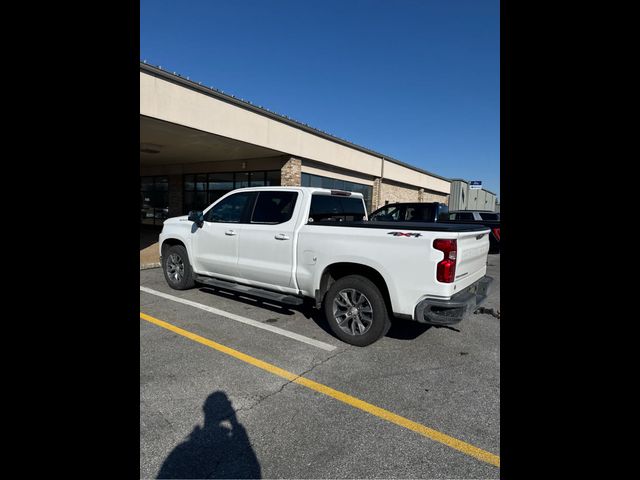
[274,233,290,240]
[225,230,237,236]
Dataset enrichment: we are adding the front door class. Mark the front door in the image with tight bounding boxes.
[192,191,256,278]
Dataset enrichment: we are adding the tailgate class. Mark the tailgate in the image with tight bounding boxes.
[454,228,491,290]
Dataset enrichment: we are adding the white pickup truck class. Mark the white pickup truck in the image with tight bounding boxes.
[159,186,492,346]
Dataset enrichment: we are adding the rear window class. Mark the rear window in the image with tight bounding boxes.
[308,195,366,222]
[436,204,449,221]
[479,212,499,221]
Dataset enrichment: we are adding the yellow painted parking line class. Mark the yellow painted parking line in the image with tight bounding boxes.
[140,311,500,468]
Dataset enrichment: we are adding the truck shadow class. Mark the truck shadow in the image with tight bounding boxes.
[156,391,261,479]
[297,299,339,337]
[198,287,296,316]
[197,286,444,342]
[386,320,433,340]
[196,288,337,338]
[298,301,442,341]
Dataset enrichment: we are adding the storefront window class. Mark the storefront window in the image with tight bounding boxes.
[140,176,169,226]
[183,170,281,214]
[235,172,250,189]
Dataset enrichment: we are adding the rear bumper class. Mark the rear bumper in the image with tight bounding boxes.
[414,276,493,325]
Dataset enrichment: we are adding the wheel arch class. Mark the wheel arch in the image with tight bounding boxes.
[160,237,187,258]
[315,262,394,315]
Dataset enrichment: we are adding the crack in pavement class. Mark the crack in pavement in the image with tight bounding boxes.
[235,348,349,415]
[369,362,470,380]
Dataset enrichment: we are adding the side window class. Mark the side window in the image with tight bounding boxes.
[369,206,388,221]
[204,192,255,223]
[309,195,366,222]
[457,212,475,221]
[389,206,402,220]
[405,207,417,221]
[373,206,400,221]
[251,191,298,224]
[479,212,499,221]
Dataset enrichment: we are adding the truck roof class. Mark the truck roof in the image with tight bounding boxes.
[227,186,365,198]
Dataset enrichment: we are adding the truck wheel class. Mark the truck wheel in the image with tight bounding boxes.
[323,275,391,347]
[162,244,195,290]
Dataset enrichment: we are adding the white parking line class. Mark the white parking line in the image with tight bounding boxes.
[140,286,337,351]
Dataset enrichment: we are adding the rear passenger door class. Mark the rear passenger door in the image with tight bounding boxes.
[237,190,301,289]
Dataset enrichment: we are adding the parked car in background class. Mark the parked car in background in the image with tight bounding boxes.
[369,202,450,223]
[448,210,500,222]
[370,203,500,254]
[446,210,500,253]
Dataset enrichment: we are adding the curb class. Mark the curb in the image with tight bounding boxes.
[140,262,161,270]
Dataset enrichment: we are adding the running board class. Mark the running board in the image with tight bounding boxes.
[194,274,304,306]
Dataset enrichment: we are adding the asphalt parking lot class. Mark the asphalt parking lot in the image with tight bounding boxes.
[140,254,500,479]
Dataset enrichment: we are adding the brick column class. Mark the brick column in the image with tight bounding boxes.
[371,178,382,211]
[168,174,183,217]
[281,157,302,186]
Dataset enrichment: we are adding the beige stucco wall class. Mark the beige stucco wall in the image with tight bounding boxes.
[382,160,450,194]
[141,72,381,177]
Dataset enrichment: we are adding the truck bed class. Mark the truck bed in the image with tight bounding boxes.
[307,220,490,232]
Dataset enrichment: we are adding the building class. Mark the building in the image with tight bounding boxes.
[448,179,497,212]
[140,62,451,226]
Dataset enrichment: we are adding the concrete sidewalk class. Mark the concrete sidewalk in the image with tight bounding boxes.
[140,227,161,269]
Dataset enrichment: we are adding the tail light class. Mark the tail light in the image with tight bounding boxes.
[433,239,457,283]
[492,228,500,241]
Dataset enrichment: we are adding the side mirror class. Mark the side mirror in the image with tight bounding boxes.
[188,210,204,228]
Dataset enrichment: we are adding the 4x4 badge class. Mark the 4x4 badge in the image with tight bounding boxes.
[387,232,422,237]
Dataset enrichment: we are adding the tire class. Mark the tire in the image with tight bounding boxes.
[323,275,391,347]
[162,244,195,290]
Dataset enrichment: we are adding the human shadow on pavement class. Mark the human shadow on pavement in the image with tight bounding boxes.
[157,391,261,479]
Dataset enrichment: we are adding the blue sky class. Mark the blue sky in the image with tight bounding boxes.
[141,0,500,199]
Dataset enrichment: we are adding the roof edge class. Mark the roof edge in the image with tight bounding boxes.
[140,61,451,184]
